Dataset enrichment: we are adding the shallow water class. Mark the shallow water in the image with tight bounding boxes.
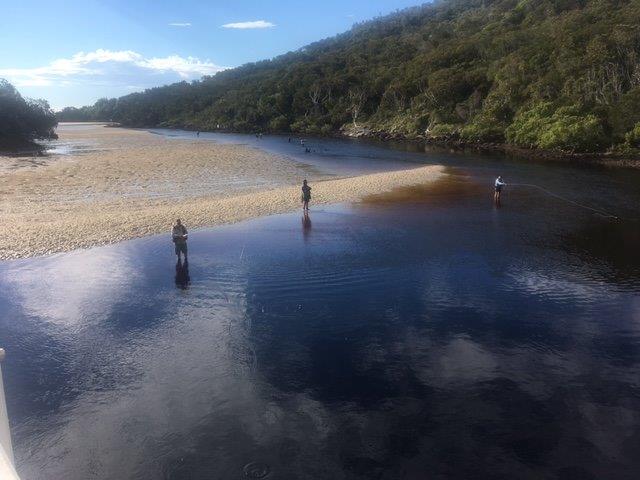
[1,137,640,479]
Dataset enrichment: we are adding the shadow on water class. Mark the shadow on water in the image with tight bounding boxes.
[562,218,640,287]
[302,212,312,242]
[174,259,191,290]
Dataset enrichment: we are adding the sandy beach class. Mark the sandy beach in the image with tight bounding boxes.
[0,125,444,259]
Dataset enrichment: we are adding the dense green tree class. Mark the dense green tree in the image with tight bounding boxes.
[57,0,640,153]
[1,79,57,148]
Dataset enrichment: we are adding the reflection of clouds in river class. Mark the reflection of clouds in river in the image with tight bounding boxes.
[7,229,640,478]
[386,319,640,476]
[504,267,615,305]
[434,336,498,384]
[16,290,252,479]
[417,256,500,316]
[3,247,139,326]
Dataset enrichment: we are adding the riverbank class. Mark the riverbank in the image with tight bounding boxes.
[0,124,444,259]
[339,125,640,168]
[119,123,640,169]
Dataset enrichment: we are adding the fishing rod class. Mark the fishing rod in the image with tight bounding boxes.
[508,183,620,220]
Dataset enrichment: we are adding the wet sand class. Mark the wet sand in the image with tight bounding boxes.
[0,125,444,259]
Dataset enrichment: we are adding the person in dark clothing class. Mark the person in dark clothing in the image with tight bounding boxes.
[172,219,188,260]
[301,179,311,211]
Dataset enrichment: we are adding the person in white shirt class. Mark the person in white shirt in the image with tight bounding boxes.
[494,175,506,204]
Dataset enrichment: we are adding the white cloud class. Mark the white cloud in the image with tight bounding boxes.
[168,22,191,27]
[221,20,275,29]
[139,55,220,77]
[0,49,226,89]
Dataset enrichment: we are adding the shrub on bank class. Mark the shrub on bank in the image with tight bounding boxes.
[624,122,640,148]
[427,123,460,140]
[506,103,607,152]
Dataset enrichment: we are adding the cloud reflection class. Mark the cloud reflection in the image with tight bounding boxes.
[3,247,138,327]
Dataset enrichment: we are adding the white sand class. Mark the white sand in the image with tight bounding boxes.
[0,125,444,259]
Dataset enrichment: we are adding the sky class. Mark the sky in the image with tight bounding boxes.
[0,0,425,110]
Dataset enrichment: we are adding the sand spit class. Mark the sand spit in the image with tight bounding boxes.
[0,125,444,259]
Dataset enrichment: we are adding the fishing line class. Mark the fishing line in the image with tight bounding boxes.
[508,183,620,220]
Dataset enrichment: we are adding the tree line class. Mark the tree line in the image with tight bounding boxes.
[57,0,640,153]
[0,79,57,150]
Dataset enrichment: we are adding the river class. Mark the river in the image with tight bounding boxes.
[1,132,640,479]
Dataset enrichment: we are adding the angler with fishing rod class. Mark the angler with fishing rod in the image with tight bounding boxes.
[494,175,506,204]
[492,175,620,220]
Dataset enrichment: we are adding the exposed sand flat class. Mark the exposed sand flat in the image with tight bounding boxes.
[0,125,443,259]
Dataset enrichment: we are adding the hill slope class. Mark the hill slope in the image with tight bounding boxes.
[57,0,640,154]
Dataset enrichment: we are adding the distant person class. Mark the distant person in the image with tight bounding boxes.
[288,137,291,143]
[172,219,188,260]
[301,179,312,211]
[494,175,506,204]
[196,131,200,137]
[175,258,191,289]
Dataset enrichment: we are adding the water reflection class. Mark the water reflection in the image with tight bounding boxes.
[302,212,312,241]
[174,258,190,289]
[563,218,640,286]
[2,247,139,326]
[1,151,640,478]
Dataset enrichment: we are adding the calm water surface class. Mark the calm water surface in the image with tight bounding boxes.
[1,135,640,479]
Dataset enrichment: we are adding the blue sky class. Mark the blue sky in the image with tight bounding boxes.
[0,0,425,109]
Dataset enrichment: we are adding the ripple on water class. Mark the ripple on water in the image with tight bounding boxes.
[243,461,271,478]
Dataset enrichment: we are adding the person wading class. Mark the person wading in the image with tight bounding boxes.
[172,219,189,260]
[301,179,312,211]
[494,175,507,204]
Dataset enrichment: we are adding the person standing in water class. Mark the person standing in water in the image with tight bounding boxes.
[172,219,188,260]
[301,179,312,211]
[494,175,506,204]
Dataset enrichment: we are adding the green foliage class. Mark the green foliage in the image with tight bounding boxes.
[506,102,556,147]
[428,123,460,139]
[624,122,640,147]
[507,103,607,151]
[56,0,640,153]
[268,115,290,132]
[460,111,506,142]
[0,78,57,148]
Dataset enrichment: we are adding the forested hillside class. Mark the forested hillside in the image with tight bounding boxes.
[1,79,57,150]
[57,0,640,153]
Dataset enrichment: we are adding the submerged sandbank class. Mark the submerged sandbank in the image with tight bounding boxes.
[0,125,444,259]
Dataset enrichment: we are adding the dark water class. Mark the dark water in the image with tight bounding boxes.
[2,135,640,479]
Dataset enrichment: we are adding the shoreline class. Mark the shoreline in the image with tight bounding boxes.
[342,129,640,169]
[36,122,640,168]
[86,123,640,169]
[0,166,445,260]
[0,125,444,260]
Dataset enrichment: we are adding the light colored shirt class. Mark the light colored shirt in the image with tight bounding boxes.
[495,178,506,187]
[172,224,188,243]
